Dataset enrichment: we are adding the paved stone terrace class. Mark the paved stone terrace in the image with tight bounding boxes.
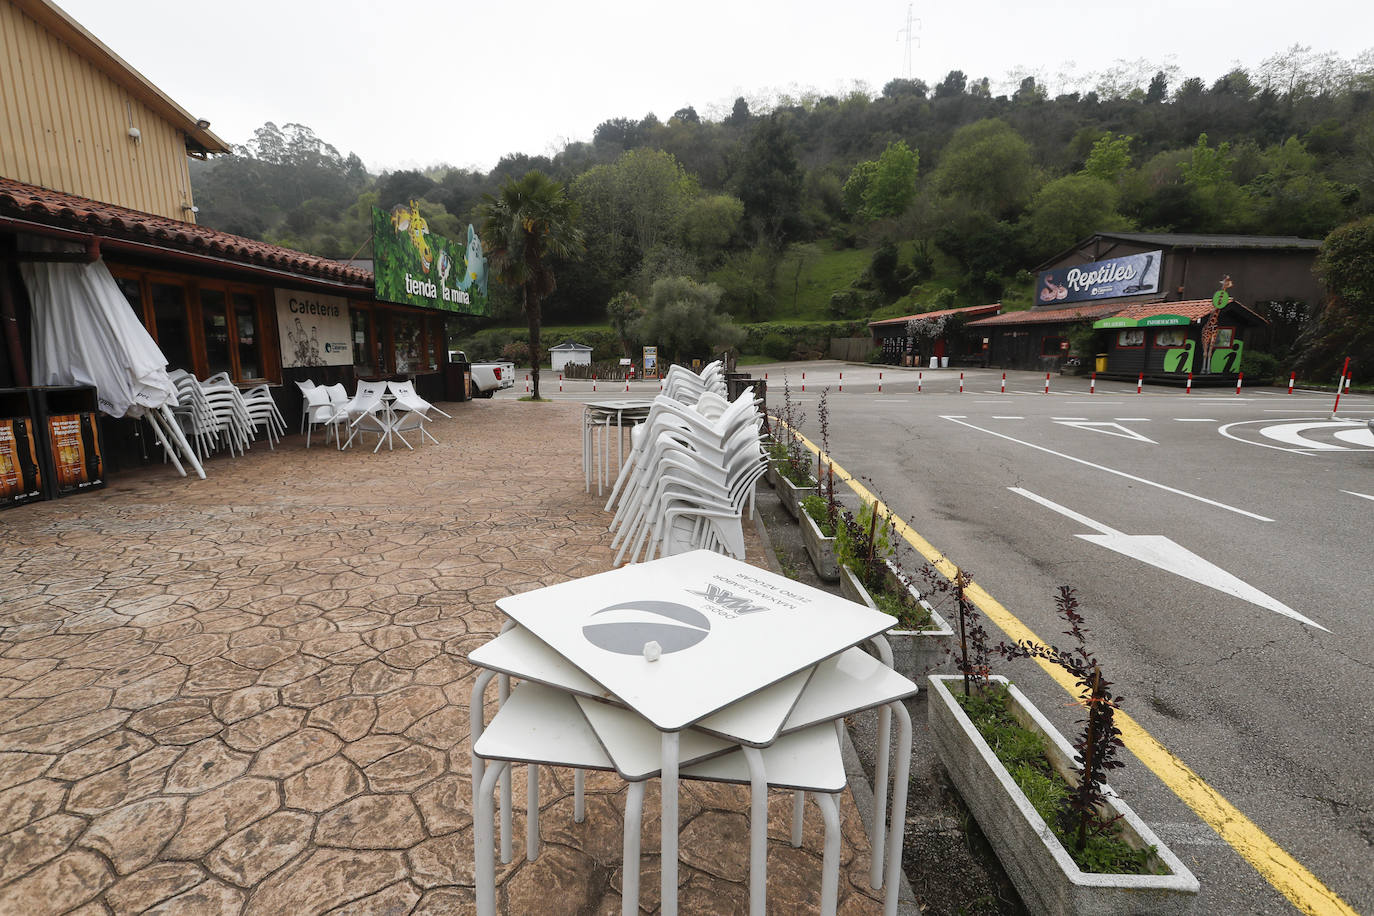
[0,400,888,915]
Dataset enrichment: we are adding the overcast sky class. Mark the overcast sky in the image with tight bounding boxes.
[57,0,1372,174]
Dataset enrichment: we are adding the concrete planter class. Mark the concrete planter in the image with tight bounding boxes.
[799,508,839,581]
[774,470,816,521]
[839,560,955,676]
[927,675,1200,916]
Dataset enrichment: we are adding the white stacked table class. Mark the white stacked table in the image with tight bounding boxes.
[470,550,917,915]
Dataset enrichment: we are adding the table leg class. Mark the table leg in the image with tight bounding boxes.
[743,746,768,916]
[469,669,497,814]
[475,761,507,916]
[574,768,586,822]
[527,763,540,861]
[622,780,646,916]
[867,635,895,889]
[661,730,679,916]
[817,792,841,916]
[884,699,913,916]
[499,674,512,864]
[791,790,805,846]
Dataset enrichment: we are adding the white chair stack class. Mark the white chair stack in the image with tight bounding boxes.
[604,363,765,564]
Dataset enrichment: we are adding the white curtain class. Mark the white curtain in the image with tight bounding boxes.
[20,252,176,418]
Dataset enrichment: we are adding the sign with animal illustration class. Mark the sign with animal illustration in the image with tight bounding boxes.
[1037,250,1163,305]
[274,290,352,368]
[371,202,489,315]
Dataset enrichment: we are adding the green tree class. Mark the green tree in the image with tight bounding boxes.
[845,141,920,220]
[606,291,644,351]
[1083,133,1133,183]
[1023,174,1130,259]
[630,276,743,364]
[1299,216,1374,376]
[681,194,744,264]
[735,116,803,251]
[933,119,1036,218]
[479,171,585,399]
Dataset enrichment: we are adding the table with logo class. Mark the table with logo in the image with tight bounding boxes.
[467,550,917,916]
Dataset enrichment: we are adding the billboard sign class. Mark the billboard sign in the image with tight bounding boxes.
[372,202,490,315]
[275,289,352,367]
[1037,250,1162,305]
[642,346,658,377]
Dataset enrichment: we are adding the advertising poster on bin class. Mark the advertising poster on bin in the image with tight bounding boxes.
[1036,250,1163,305]
[46,413,102,493]
[1,417,43,507]
[372,202,490,315]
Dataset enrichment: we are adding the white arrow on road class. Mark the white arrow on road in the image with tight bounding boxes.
[1053,420,1157,443]
[1009,487,1328,631]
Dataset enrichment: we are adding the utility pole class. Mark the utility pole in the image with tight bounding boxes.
[898,4,920,80]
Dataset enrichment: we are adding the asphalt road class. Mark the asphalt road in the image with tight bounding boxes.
[508,362,1374,913]
[756,361,1374,916]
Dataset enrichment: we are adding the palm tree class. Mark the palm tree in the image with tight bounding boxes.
[479,171,584,400]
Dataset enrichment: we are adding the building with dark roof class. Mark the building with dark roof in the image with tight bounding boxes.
[967,231,1320,376]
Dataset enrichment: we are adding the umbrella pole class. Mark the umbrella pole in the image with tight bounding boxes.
[144,410,185,477]
[159,405,205,479]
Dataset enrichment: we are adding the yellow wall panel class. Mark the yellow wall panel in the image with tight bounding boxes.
[0,0,194,219]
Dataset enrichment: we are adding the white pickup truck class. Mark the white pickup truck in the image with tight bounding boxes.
[450,351,515,398]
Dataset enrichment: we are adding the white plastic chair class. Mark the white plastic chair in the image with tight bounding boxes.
[302,386,344,448]
[341,380,394,452]
[294,379,316,435]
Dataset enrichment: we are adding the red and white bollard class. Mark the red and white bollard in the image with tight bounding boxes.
[878,372,883,393]
[1000,373,1006,394]
[1136,373,1143,394]
[959,372,964,394]
[764,372,768,381]
[1331,356,1352,417]
[801,371,805,393]
[559,373,563,392]
[1287,372,1295,394]
[625,377,630,392]
[1186,372,1193,395]
[1044,372,1051,394]
[592,374,597,392]
[524,374,530,393]
[1235,372,1244,395]
[838,371,842,393]
[1089,372,1096,394]
[917,371,923,393]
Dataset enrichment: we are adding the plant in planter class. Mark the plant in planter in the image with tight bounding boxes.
[769,375,816,518]
[834,500,955,674]
[927,586,1199,914]
[798,390,841,579]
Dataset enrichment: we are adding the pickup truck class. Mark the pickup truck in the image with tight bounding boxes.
[450,351,515,398]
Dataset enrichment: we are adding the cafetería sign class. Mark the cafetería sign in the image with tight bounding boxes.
[371,201,490,315]
[1037,250,1163,305]
[275,289,351,368]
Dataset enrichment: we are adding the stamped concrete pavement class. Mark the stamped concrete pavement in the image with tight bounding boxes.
[0,399,888,915]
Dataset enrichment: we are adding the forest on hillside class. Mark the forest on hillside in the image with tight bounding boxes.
[190,47,1374,373]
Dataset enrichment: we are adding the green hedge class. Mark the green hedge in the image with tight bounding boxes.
[738,320,869,359]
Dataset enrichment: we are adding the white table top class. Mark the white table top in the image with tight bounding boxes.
[681,723,847,793]
[782,647,918,734]
[495,550,896,731]
[585,399,655,411]
[472,682,614,770]
[575,696,735,781]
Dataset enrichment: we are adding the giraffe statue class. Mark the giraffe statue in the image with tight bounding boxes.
[1201,276,1232,373]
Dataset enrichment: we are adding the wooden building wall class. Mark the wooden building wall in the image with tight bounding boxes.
[0,1,195,220]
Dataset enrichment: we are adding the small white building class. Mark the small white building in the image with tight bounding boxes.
[549,341,593,372]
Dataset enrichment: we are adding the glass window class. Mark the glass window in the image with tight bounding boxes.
[1155,328,1186,347]
[114,276,143,316]
[200,289,232,376]
[427,317,442,371]
[232,292,261,378]
[1041,336,1067,356]
[351,308,373,371]
[150,282,192,370]
[1116,328,1145,348]
[1216,327,1234,348]
[393,314,422,374]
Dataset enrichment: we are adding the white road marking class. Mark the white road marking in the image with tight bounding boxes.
[1052,416,1088,420]
[1116,417,1151,421]
[1334,426,1374,446]
[940,416,1273,521]
[1341,490,1374,502]
[1176,418,1217,422]
[1260,420,1365,451]
[1054,421,1157,443]
[1009,487,1325,630]
[991,416,1024,420]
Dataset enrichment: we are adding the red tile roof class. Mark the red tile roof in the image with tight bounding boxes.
[0,176,372,289]
[868,303,1001,327]
[967,303,1121,327]
[1108,298,1265,324]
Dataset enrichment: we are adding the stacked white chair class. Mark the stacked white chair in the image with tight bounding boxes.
[301,386,345,448]
[294,379,316,435]
[659,360,725,405]
[239,383,287,449]
[605,366,765,564]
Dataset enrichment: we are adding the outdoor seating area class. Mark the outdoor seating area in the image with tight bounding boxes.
[602,362,767,564]
[295,377,450,452]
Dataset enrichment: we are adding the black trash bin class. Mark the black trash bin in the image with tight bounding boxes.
[0,387,45,509]
[445,361,472,402]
